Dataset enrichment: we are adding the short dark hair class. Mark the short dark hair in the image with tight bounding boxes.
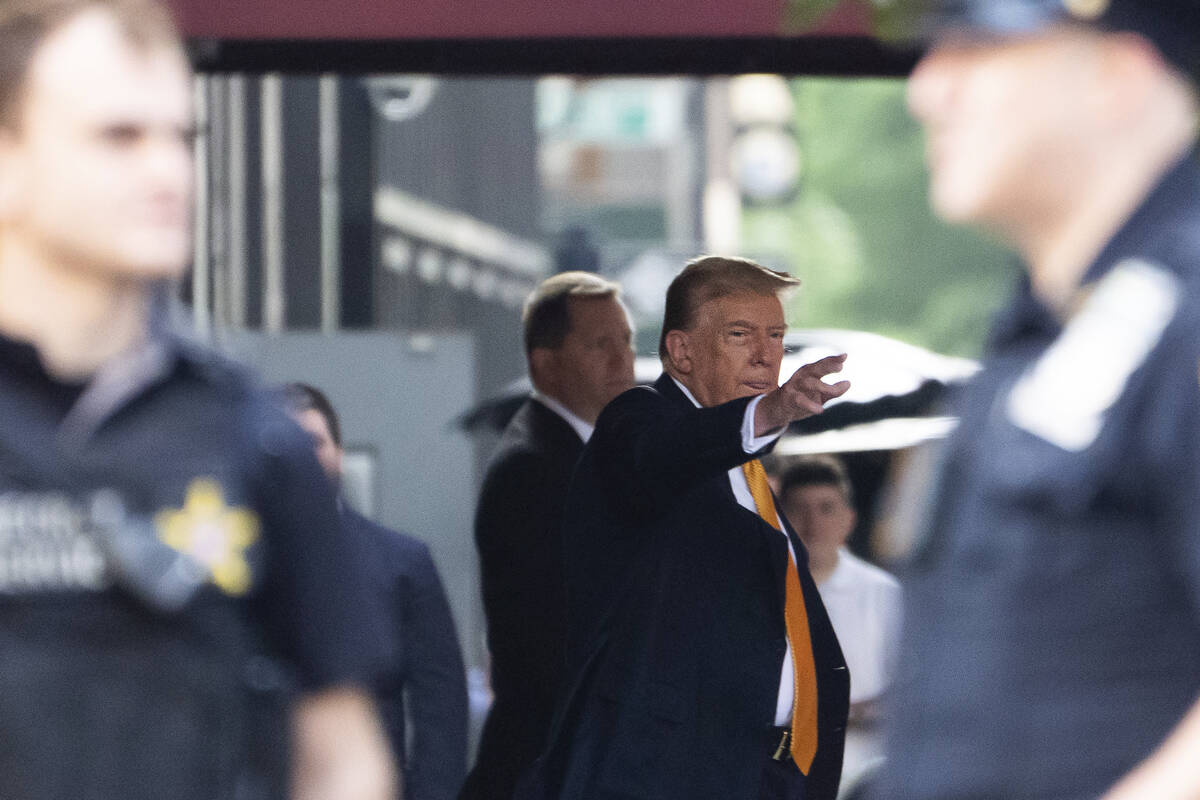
[0,0,181,129]
[658,256,800,360]
[278,382,342,447]
[522,271,623,355]
[778,455,854,507]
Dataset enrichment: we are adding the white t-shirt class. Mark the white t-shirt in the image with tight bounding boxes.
[817,548,903,704]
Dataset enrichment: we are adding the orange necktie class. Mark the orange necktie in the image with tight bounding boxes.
[741,458,819,774]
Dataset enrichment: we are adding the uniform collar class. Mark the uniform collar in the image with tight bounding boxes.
[987,269,1061,351]
[1079,143,1200,286]
[0,330,88,421]
[991,143,1200,350]
[57,333,182,448]
[0,317,227,449]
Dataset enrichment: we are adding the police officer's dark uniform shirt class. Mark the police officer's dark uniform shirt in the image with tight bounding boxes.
[0,330,386,800]
[883,148,1200,800]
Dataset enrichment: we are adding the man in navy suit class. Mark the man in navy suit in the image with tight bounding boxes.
[461,272,636,800]
[526,256,851,800]
[281,383,470,800]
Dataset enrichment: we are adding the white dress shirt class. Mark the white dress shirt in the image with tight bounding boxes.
[817,549,902,787]
[817,549,901,705]
[531,390,594,444]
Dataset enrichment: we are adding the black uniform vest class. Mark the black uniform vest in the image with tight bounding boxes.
[0,336,292,800]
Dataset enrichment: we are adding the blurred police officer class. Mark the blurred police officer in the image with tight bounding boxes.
[884,2,1200,799]
[0,2,395,798]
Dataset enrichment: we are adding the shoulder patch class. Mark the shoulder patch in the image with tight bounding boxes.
[1007,259,1180,451]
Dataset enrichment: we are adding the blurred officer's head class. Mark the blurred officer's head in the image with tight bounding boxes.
[903,0,1200,239]
[279,382,345,485]
[0,0,192,284]
[523,271,636,425]
[659,256,799,408]
[903,0,1200,79]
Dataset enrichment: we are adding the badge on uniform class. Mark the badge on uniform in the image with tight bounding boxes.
[1007,259,1180,451]
[155,479,260,596]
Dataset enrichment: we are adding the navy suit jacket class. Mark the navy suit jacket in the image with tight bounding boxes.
[523,375,849,800]
[462,398,585,800]
[342,507,469,800]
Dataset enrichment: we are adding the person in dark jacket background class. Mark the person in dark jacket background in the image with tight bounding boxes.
[281,382,469,800]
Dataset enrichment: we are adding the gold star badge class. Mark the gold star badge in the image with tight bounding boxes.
[156,479,260,596]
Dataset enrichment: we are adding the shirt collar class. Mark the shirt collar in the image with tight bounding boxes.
[671,376,702,409]
[531,390,595,443]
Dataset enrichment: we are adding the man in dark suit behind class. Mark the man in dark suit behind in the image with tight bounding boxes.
[281,383,470,800]
[461,273,636,800]
[525,256,851,800]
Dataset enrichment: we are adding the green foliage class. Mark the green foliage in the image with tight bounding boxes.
[780,0,935,43]
[744,78,1017,357]
[864,0,936,43]
[781,0,845,31]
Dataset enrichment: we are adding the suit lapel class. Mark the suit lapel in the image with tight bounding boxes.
[655,371,802,588]
[652,372,690,408]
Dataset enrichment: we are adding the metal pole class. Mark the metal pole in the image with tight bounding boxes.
[191,74,211,338]
[227,75,248,330]
[318,74,342,333]
[261,73,286,334]
[208,76,228,332]
[665,79,699,249]
[703,77,741,254]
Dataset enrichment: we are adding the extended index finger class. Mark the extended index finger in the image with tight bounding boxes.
[791,353,848,381]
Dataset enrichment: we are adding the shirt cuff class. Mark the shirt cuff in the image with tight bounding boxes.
[742,394,783,453]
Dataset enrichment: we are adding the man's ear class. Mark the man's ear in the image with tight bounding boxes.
[528,346,555,387]
[663,330,692,374]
